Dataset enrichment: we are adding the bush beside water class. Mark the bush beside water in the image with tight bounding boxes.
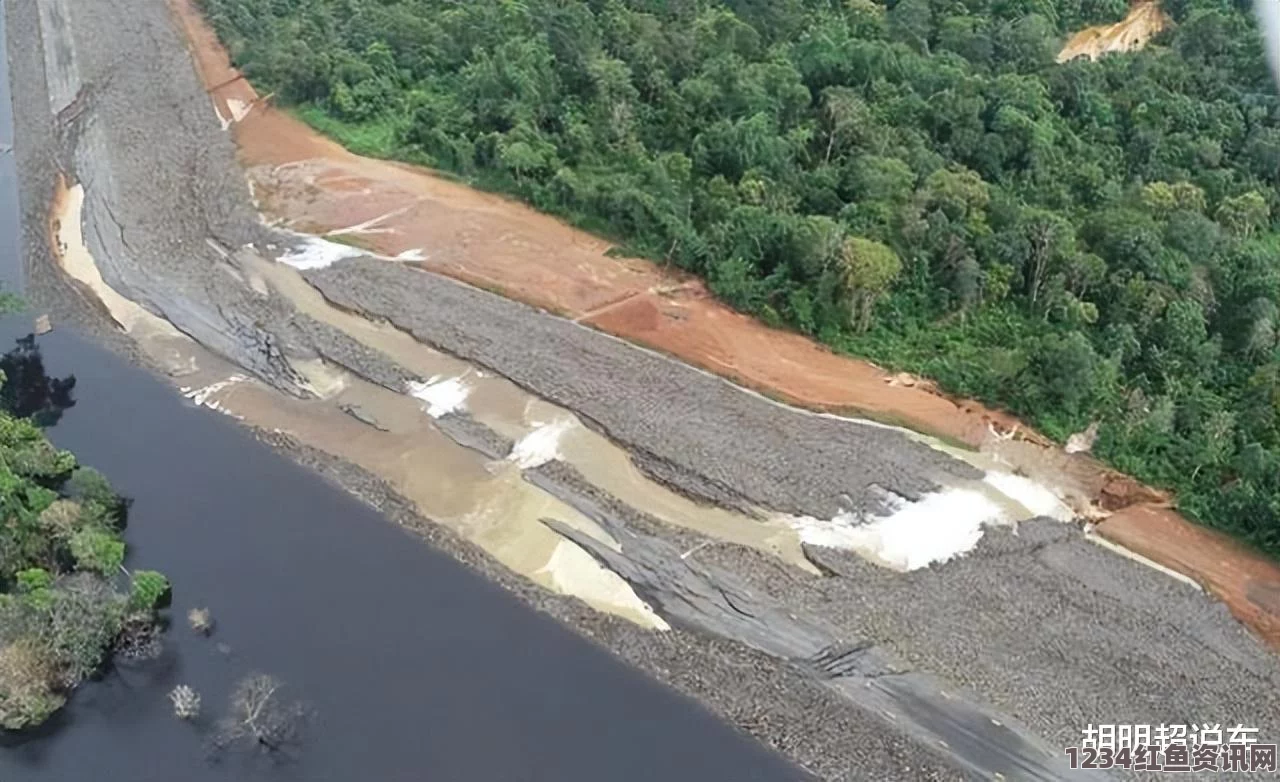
[0,335,169,730]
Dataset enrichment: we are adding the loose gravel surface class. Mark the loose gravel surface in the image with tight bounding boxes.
[6,0,984,775]
[32,0,321,393]
[723,525,1280,770]
[255,429,972,781]
[6,0,137,361]
[306,258,976,520]
[9,0,1280,777]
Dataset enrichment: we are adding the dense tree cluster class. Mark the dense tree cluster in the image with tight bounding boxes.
[0,337,168,729]
[203,0,1280,554]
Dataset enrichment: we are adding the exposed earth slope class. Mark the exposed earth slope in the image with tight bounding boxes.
[6,0,1280,777]
[1057,1,1172,63]
[177,0,1280,652]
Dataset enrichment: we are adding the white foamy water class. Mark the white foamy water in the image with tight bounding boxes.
[983,471,1074,521]
[784,510,870,550]
[277,231,426,267]
[844,489,1005,570]
[787,488,1007,570]
[408,376,470,418]
[509,418,575,469]
[783,465,1082,571]
[278,236,368,270]
[181,375,246,407]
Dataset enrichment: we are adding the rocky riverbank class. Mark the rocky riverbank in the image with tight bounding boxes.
[8,0,1280,778]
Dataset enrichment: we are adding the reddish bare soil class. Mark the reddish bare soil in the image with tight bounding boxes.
[585,285,1029,444]
[1056,1,1172,63]
[169,0,1280,649]
[1097,505,1280,649]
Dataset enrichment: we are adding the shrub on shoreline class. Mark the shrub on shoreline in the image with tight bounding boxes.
[0,338,168,730]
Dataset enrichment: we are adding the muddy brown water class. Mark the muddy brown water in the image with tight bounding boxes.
[48,175,820,626]
[163,0,1280,651]
[0,321,809,781]
[0,32,805,782]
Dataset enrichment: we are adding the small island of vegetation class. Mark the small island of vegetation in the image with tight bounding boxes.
[0,336,169,730]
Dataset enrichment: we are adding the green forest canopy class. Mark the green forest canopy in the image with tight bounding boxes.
[0,337,169,729]
[202,0,1280,556]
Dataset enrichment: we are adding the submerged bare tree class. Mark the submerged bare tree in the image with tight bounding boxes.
[187,608,214,635]
[210,674,309,754]
[169,684,201,719]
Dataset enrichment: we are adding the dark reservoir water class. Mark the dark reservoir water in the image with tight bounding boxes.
[0,14,805,780]
[0,322,809,782]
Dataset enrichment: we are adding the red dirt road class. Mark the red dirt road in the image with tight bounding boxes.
[1097,505,1280,649]
[169,0,1280,649]
[170,0,1013,445]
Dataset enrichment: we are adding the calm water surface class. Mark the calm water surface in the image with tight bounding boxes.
[0,324,809,782]
[0,18,806,779]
